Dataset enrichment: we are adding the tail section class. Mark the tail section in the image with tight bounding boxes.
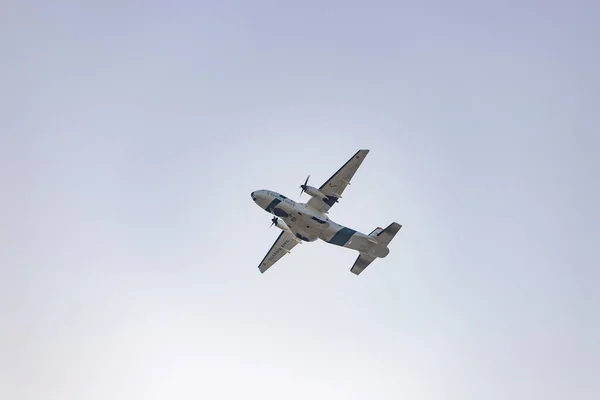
[350,222,402,275]
[368,226,384,237]
[350,253,376,275]
[376,222,402,246]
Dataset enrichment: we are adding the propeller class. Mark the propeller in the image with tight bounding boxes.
[270,216,278,228]
[299,175,310,198]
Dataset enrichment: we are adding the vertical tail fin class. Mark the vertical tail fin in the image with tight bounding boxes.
[376,222,402,246]
[368,226,384,237]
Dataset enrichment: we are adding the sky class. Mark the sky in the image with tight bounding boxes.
[1,1,599,399]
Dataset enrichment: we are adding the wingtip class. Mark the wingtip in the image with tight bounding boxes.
[354,149,370,158]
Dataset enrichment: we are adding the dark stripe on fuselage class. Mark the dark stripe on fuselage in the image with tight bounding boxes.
[328,227,356,246]
[266,198,282,213]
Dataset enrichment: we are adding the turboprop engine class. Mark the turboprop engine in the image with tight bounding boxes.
[299,175,330,201]
[303,185,328,200]
[270,216,288,230]
[270,217,302,243]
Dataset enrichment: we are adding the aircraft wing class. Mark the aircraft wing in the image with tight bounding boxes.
[306,149,370,213]
[258,231,300,273]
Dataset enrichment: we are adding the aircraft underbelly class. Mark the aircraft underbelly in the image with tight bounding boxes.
[274,202,327,241]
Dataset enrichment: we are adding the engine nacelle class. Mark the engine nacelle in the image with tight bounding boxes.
[273,218,302,243]
[273,217,292,233]
[303,185,328,200]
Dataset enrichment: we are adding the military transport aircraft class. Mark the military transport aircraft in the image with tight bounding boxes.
[251,149,401,275]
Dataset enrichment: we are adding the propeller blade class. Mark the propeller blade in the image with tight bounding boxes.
[270,217,278,228]
[299,174,310,198]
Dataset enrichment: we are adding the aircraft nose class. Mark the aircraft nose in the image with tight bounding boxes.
[251,191,257,201]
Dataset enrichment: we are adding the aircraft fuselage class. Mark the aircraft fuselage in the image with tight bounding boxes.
[251,189,389,258]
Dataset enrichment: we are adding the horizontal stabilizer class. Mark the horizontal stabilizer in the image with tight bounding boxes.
[350,253,376,275]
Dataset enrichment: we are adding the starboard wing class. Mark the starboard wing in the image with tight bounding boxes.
[258,231,300,273]
[306,149,370,213]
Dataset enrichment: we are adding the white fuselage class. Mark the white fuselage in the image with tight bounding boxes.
[251,189,389,258]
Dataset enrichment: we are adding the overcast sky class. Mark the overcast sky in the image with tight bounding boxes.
[1,1,599,399]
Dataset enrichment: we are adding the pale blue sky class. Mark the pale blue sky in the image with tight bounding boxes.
[1,1,599,399]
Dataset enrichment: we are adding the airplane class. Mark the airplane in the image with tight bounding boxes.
[251,149,402,275]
